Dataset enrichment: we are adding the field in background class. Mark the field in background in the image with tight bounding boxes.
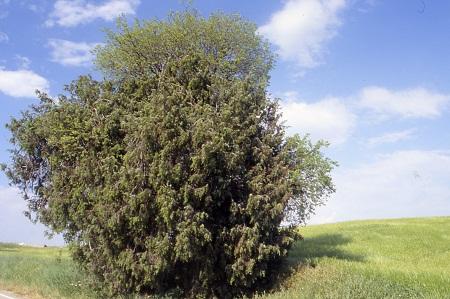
[1,216,449,298]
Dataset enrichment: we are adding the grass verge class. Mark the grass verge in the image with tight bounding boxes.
[1,216,449,298]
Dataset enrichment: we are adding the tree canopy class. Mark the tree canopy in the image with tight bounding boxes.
[3,12,336,298]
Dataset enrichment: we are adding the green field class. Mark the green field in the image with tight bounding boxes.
[0,243,95,299]
[259,217,450,299]
[1,217,449,298]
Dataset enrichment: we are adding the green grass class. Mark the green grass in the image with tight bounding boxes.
[259,216,450,299]
[0,243,95,299]
[1,217,449,298]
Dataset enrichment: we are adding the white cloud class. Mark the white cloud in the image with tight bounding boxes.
[0,31,8,43]
[311,150,450,224]
[281,94,356,145]
[279,85,449,145]
[359,86,450,119]
[366,128,416,147]
[258,0,347,68]
[0,69,49,98]
[46,0,140,27]
[48,39,101,67]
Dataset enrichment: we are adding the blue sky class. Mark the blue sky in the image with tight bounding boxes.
[1,0,450,245]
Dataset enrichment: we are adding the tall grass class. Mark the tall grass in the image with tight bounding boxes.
[0,243,95,299]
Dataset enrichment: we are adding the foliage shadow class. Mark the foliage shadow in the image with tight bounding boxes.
[288,233,365,266]
[266,233,365,294]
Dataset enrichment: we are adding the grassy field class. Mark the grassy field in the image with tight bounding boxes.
[0,243,95,299]
[1,216,449,298]
[260,216,450,299]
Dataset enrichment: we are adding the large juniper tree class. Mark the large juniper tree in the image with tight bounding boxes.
[3,12,335,298]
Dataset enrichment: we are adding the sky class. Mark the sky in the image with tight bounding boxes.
[1,0,450,246]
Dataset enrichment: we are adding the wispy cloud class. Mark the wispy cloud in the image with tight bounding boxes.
[15,55,31,69]
[311,150,450,224]
[0,31,8,43]
[0,68,49,98]
[259,0,347,68]
[359,86,450,119]
[280,92,356,145]
[367,129,416,147]
[0,186,64,245]
[46,0,140,27]
[48,39,101,67]
[279,84,449,146]
[0,0,10,19]
[27,1,47,14]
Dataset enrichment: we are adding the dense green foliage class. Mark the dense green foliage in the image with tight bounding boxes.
[2,217,449,299]
[3,12,335,298]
